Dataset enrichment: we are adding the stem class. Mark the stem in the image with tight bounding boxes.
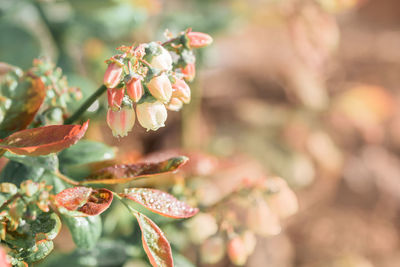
[64,84,107,125]
[161,37,178,47]
[113,192,139,215]
[139,59,152,69]
[54,171,79,186]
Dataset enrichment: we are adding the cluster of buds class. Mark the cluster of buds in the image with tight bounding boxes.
[29,59,82,125]
[103,29,213,137]
[0,181,60,266]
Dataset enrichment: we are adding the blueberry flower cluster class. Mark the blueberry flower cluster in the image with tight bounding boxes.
[103,29,212,137]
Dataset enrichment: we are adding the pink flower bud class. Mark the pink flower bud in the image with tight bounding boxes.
[0,246,10,267]
[242,231,257,256]
[107,107,135,137]
[181,62,196,82]
[172,78,191,104]
[104,63,123,88]
[187,31,213,48]
[107,88,125,109]
[227,236,248,266]
[150,46,173,71]
[126,77,144,102]
[136,101,167,131]
[167,97,183,111]
[147,74,172,103]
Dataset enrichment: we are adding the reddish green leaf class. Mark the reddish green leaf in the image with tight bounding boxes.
[134,212,173,267]
[0,76,46,138]
[121,188,198,218]
[55,186,113,216]
[0,121,89,156]
[81,156,188,185]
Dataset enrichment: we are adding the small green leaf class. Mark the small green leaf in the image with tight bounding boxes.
[22,240,54,263]
[62,215,102,249]
[30,213,61,241]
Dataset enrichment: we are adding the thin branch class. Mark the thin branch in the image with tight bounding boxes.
[64,84,107,124]
[54,171,79,186]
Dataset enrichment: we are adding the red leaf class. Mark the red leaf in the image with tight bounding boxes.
[0,76,46,138]
[0,121,89,156]
[81,156,188,184]
[55,186,113,216]
[134,212,173,267]
[122,188,198,218]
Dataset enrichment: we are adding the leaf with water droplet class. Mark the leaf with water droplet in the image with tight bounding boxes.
[122,188,198,219]
[81,156,188,185]
[55,186,113,216]
[134,211,173,267]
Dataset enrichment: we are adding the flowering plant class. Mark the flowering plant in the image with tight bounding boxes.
[0,29,212,267]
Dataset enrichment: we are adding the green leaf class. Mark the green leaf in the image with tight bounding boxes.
[62,215,102,249]
[0,161,45,185]
[58,140,115,166]
[36,239,129,267]
[30,213,62,241]
[5,212,61,263]
[58,140,115,180]
[4,152,59,171]
[21,240,54,263]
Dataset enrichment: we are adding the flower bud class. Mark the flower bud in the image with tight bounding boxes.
[107,107,135,137]
[201,236,225,264]
[107,88,125,109]
[184,212,218,244]
[126,77,144,102]
[150,46,173,71]
[147,73,172,103]
[167,97,183,111]
[227,236,248,266]
[0,246,10,267]
[187,31,213,48]
[181,62,196,82]
[136,101,167,131]
[104,62,123,88]
[242,231,257,256]
[172,78,191,104]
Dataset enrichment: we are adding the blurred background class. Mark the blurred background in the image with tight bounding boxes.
[2,0,400,266]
